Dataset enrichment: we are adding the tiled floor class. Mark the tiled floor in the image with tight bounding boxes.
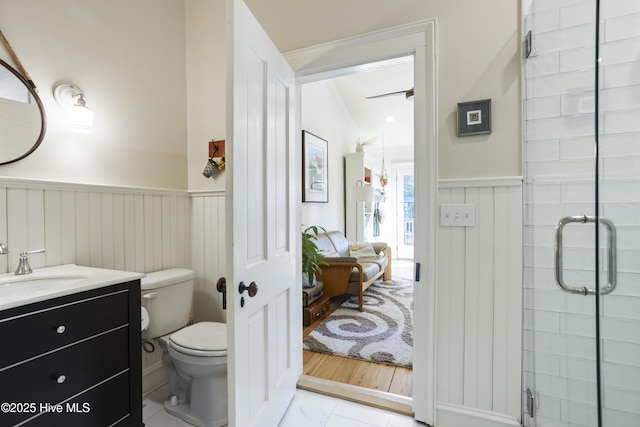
[143,384,423,427]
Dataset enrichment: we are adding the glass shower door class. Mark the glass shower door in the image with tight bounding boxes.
[523,0,640,426]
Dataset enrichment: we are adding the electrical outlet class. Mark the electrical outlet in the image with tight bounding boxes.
[440,204,475,227]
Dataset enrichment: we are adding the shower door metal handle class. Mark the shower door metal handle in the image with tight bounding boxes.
[554,215,617,295]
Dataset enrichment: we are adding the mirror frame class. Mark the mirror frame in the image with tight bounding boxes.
[0,57,47,166]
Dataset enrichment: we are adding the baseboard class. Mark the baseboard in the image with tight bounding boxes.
[436,402,521,427]
[143,360,169,397]
[297,375,413,417]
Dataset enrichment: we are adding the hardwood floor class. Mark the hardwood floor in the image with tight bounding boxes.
[301,264,414,398]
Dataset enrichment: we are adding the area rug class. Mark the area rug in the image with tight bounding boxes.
[303,278,413,367]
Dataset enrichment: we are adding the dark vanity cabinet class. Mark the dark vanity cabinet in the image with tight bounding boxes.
[0,280,142,427]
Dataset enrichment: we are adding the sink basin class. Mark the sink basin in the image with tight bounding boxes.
[0,275,88,300]
[0,273,89,286]
[0,264,145,311]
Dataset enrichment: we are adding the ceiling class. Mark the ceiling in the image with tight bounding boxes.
[329,56,414,155]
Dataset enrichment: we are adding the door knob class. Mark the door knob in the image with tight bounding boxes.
[238,281,258,297]
[216,277,227,310]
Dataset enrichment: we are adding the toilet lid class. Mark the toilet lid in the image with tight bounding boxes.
[169,322,227,357]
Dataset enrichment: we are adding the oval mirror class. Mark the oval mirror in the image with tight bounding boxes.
[0,57,46,166]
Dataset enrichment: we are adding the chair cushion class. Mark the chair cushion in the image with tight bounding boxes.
[349,262,381,283]
[314,233,337,253]
[325,231,350,256]
[358,255,388,271]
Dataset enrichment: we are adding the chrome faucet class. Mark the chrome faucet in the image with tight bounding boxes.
[0,243,7,255]
[15,248,45,275]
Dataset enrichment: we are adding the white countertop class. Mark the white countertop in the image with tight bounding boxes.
[0,264,145,311]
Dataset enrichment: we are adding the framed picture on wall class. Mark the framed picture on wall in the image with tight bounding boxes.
[457,99,491,136]
[302,130,328,203]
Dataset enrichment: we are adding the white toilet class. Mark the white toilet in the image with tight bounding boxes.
[141,268,228,427]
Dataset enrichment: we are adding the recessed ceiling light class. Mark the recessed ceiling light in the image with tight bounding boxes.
[386,116,395,122]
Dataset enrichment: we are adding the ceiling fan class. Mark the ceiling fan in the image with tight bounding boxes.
[366,87,414,100]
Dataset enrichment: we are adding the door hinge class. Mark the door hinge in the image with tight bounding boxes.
[524,30,533,59]
[526,388,535,418]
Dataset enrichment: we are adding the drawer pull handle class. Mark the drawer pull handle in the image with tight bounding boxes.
[56,326,66,334]
[56,375,66,384]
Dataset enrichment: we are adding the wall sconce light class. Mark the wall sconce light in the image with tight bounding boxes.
[53,83,94,134]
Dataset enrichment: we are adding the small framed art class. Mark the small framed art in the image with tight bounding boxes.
[302,130,328,203]
[457,99,491,136]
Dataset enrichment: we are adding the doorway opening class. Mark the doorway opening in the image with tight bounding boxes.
[299,56,415,411]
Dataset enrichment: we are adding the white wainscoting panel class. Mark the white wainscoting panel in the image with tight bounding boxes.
[0,177,193,396]
[190,191,227,324]
[436,177,523,425]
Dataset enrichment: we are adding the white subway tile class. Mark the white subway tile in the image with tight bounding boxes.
[564,398,598,426]
[601,316,640,344]
[564,357,597,382]
[526,95,561,119]
[603,204,640,227]
[530,8,560,34]
[602,408,640,427]
[604,108,640,134]
[528,139,561,162]
[560,47,596,73]
[562,91,595,116]
[601,38,640,69]
[566,377,597,403]
[562,313,595,338]
[601,85,640,112]
[537,393,563,420]
[563,182,596,204]
[536,25,595,55]
[526,69,594,99]
[600,132,640,157]
[527,114,594,141]
[529,182,563,203]
[601,362,640,390]
[603,386,640,416]
[601,0,640,20]
[526,52,561,77]
[605,13,640,42]
[560,2,596,29]
[603,295,640,320]
[603,62,640,93]
[560,137,596,160]
[603,156,640,180]
[603,340,640,366]
[601,180,640,202]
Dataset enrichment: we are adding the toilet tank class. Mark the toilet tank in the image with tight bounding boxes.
[141,268,195,339]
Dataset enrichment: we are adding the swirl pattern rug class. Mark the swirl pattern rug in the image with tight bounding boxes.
[303,278,413,367]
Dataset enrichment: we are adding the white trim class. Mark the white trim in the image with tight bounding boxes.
[0,176,189,196]
[439,176,523,189]
[189,189,226,197]
[436,402,521,427]
[284,18,437,425]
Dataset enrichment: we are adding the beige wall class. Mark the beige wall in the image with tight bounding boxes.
[0,1,520,189]
[0,0,188,189]
[185,0,227,192]
[246,0,522,179]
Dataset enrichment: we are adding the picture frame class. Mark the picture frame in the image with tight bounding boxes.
[302,130,328,203]
[457,99,491,136]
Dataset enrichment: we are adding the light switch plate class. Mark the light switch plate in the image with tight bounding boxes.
[440,204,475,227]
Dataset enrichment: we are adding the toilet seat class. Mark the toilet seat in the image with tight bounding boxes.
[169,322,227,357]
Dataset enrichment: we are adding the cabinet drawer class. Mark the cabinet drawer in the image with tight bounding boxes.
[0,327,129,426]
[0,290,129,368]
[23,371,132,427]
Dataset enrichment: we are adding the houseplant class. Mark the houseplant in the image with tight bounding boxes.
[301,225,328,287]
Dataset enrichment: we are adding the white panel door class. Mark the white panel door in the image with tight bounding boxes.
[226,0,298,426]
